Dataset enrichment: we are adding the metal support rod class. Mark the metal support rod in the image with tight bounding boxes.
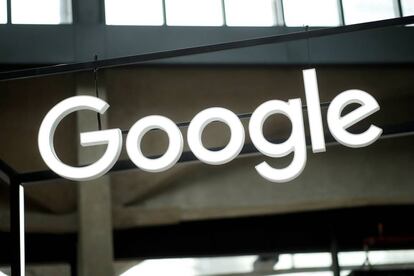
[274,0,285,26]
[70,255,77,276]
[121,102,330,135]
[221,0,227,26]
[396,0,403,17]
[15,120,414,185]
[94,55,103,131]
[337,0,346,26]
[330,231,340,276]
[162,0,167,26]
[6,0,11,24]
[10,178,25,276]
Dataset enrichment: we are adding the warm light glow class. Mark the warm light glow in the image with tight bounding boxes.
[105,0,164,26]
[11,0,72,24]
[283,0,341,27]
[165,0,223,26]
[224,0,276,26]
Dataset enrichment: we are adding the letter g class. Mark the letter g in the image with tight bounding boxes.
[38,96,122,181]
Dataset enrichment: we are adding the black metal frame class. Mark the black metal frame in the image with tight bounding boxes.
[0,15,413,81]
[1,15,414,276]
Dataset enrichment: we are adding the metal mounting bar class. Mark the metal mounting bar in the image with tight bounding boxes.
[0,159,18,185]
[16,120,414,184]
[15,101,330,183]
[0,16,414,82]
[121,102,331,135]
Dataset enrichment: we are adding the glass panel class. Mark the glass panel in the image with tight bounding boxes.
[283,0,341,27]
[273,253,332,270]
[165,0,223,26]
[272,273,333,276]
[402,0,414,16]
[11,0,72,24]
[119,251,414,276]
[292,253,332,268]
[120,256,257,276]
[342,0,398,25]
[224,0,276,26]
[274,254,294,270]
[105,0,164,26]
[339,249,414,266]
[0,0,6,23]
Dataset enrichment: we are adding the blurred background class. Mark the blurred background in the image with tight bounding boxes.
[1,0,414,276]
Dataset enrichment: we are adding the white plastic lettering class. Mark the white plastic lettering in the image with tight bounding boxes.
[38,96,122,181]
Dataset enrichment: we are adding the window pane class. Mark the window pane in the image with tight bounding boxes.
[342,0,398,25]
[105,0,164,26]
[225,0,276,26]
[0,0,6,23]
[121,256,257,276]
[283,0,341,27]
[11,0,72,24]
[339,250,414,267]
[166,0,223,26]
[402,0,414,16]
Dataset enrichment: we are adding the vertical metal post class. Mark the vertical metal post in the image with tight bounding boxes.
[330,231,340,276]
[10,179,25,276]
[396,0,403,17]
[162,0,167,26]
[70,256,78,276]
[337,0,346,26]
[6,0,11,24]
[221,0,227,26]
[274,0,285,26]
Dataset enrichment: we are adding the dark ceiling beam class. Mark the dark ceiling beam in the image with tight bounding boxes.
[0,16,414,81]
[0,206,413,265]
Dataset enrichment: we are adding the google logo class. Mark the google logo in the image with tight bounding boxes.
[38,69,382,183]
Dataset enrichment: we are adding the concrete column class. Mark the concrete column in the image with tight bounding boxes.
[76,72,114,276]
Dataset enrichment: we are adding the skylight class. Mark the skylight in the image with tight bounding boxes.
[283,0,341,27]
[0,0,6,24]
[342,0,398,25]
[105,0,164,26]
[224,0,277,26]
[100,0,413,27]
[165,0,223,26]
[11,0,72,24]
[401,0,414,16]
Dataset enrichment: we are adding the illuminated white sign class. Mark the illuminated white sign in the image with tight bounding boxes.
[38,68,382,183]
